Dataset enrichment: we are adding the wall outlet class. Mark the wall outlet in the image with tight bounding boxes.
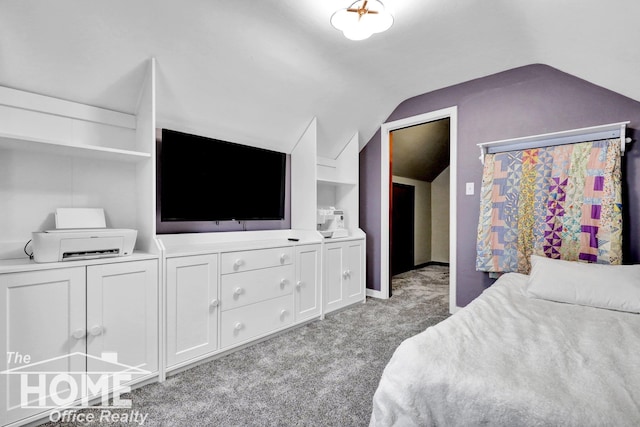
[465,182,475,195]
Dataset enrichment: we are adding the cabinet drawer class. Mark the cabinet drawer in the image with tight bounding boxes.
[221,265,293,311]
[220,295,294,348]
[221,247,293,274]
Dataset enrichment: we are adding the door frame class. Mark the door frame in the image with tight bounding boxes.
[378,106,458,313]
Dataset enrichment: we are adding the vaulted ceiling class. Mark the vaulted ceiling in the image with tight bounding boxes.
[1,0,638,158]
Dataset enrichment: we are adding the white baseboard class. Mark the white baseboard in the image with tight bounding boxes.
[449,305,463,314]
[366,288,388,299]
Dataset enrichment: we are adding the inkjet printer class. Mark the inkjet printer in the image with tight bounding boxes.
[31,208,137,263]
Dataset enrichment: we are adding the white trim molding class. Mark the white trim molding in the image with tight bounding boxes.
[379,107,459,314]
[477,121,631,164]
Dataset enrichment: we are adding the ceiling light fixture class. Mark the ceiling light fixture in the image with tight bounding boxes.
[331,0,393,41]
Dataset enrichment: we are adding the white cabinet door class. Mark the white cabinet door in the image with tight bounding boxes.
[0,268,86,426]
[166,255,218,369]
[295,244,321,321]
[86,260,158,382]
[344,240,364,305]
[323,239,365,314]
[324,242,345,313]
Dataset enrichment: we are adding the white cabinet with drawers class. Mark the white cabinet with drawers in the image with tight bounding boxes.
[220,247,295,348]
[161,235,328,370]
[161,232,364,374]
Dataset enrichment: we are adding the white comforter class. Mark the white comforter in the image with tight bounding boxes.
[370,273,640,426]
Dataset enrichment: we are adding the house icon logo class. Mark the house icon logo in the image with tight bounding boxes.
[2,351,150,410]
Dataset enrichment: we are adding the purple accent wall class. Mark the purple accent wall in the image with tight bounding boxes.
[360,64,640,306]
[360,128,383,296]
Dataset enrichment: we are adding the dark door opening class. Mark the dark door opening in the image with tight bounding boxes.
[391,183,415,276]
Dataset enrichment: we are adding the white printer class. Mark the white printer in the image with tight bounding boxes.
[32,208,137,263]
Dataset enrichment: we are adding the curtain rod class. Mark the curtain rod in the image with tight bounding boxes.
[477,122,631,164]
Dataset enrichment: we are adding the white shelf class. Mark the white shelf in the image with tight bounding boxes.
[317,178,357,186]
[0,132,151,162]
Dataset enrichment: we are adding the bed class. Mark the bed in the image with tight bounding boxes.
[370,256,640,426]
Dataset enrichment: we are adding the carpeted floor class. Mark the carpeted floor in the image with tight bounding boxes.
[42,265,449,427]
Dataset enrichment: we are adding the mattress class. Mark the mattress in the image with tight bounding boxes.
[370,273,640,426]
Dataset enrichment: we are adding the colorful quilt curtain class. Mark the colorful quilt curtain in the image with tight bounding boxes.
[476,138,623,274]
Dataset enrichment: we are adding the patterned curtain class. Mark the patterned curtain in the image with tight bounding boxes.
[476,138,623,274]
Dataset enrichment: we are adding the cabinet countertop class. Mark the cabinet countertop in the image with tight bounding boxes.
[0,252,158,274]
[163,237,323,258]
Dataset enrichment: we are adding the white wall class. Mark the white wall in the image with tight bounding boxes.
[392,176,431,266]
[430,166,450,263]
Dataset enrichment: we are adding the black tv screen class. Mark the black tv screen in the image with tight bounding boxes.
[159,129,286,222]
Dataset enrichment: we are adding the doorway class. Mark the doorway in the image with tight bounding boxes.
[391,183,415,276]
[379,107,458,313]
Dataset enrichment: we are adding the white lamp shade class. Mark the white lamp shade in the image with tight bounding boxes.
[331,0,393,41]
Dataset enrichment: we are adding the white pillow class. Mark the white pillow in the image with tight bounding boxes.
[527,255,640,313]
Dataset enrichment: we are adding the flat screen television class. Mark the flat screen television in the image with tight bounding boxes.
[158,129,287,224]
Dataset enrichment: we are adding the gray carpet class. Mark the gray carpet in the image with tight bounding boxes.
[42,265,449,427]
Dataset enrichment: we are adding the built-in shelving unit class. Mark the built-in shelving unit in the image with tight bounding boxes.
[0,58,160,427]
[0,59,158,260]
[0,56,366,427]
[316,132,360,235]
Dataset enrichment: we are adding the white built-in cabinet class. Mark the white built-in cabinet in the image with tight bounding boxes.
[324,239,365,313]
[0,58,158,427]
[162,239,324,372]
[0,258,158,426]
[0,57,367,427]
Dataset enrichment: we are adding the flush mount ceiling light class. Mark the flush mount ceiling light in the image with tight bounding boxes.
[331,0,393,41]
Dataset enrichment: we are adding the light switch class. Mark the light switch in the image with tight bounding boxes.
[465,182,475,195]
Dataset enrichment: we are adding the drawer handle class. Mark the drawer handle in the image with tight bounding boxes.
[89,325,104,336]
[280,278,289,289]
[233,287,245,297]
[295,280,303,290]
[280,309,289,320]
[279,253,288,264]
[233,259,245,270]
[234,322,245,331]
[72,328,86,339]
[209,299,219,308]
